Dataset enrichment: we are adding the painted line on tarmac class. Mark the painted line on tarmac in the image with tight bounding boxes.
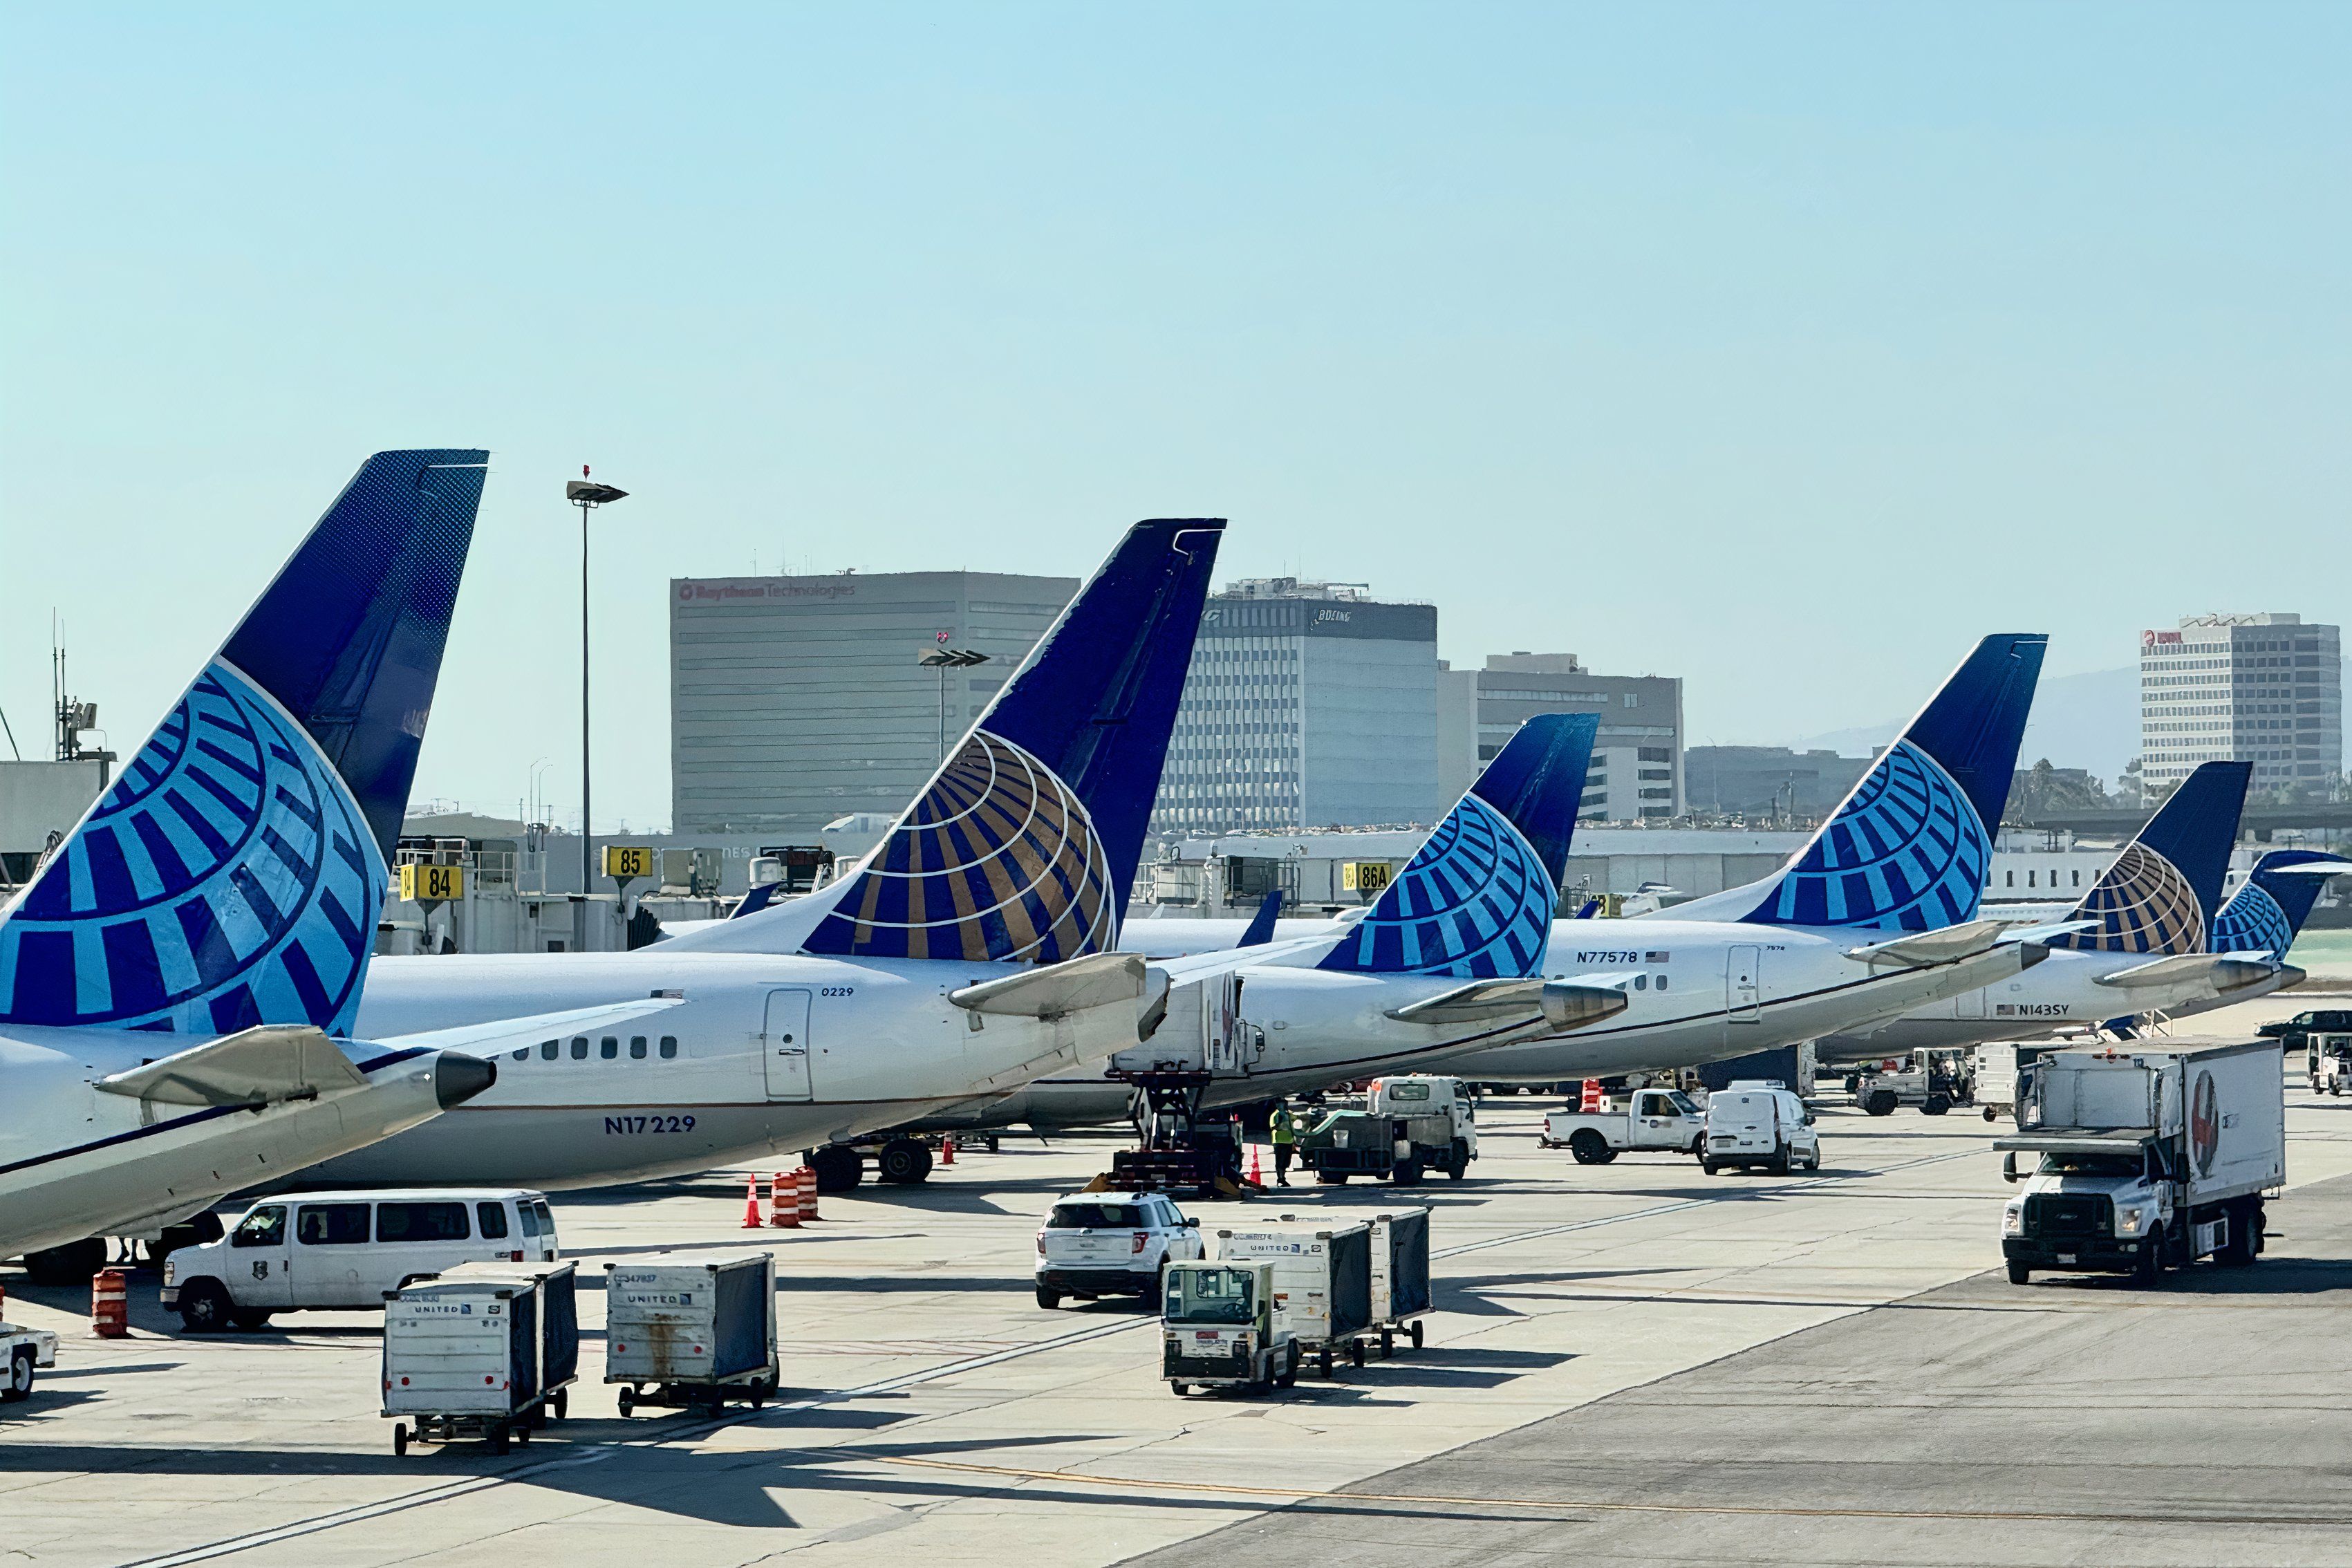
[113,1145,1983,1567]
[854,1452,2352,1529]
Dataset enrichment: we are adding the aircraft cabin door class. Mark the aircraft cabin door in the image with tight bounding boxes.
[1727,946,1762,1023]
[1206,973,1243,1074]
[763,989,814,1101]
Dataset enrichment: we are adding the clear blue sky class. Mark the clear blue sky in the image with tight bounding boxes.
[4,3,2345,829]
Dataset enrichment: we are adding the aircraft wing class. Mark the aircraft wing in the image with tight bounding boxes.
[376,996,688,1056]
[952,953,1148,1021]
[93,1025,368,1108]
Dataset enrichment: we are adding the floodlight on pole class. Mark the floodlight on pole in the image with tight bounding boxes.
[918,646,992,760]
[570,467,629,895]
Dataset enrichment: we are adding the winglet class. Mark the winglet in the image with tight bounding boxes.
[1238,889,1285,947]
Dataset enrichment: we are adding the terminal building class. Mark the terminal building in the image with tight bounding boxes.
[669,568,1076,836]
[1149,579,1440,834]
[2140,613,2342,798]
[1438,653,1683,822]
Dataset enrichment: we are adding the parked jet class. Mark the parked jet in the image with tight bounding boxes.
[0,450,509,1278]
[1816,760,2268,1064]
[2151,847,2351,1029]
[909,711,1615,1141]
[1424,634,2062,1086]
[309,519,1239,1192]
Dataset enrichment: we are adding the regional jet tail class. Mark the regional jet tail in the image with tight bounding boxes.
[2128,846,2352,1029]
[0,451,501,1271]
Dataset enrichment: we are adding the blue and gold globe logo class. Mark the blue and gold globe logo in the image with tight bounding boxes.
[2051,842,2205,955]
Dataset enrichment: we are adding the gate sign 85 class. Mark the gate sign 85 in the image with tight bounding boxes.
[604,845,655,880]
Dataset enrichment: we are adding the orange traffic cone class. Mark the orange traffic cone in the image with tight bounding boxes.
[740,1173,764,1229]
[941,1136,957,1167]
[1247,1143,1264,1186]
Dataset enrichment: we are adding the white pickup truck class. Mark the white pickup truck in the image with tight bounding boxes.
[1542,1088,1708,1164]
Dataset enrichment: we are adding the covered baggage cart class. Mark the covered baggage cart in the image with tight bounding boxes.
[435,1259,580,1424]
[604,1251,778,1417]
[382,1272,550,1455]
[1207,1217,1374,1377]
[1368,1208,1432,1354]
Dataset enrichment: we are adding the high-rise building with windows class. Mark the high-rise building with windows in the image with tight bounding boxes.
[1438,653,1683,822]
[669,570,1076,835]
[2140,613,2342,796]
[1150,579,1439,833]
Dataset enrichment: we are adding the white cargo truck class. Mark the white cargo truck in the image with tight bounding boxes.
[1997,1038,2284,1285]
[1208,1217,1375,1377]
[1541,1088,1706,1164]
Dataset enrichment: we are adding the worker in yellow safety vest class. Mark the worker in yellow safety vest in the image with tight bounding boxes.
[1269,1101,1297,1187]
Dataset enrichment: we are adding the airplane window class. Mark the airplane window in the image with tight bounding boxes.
[1634,974,1648,991]
[512,1047,530,1061]
[539,1040,558,1061]
[2073,870,2082,887]
[570,1037,588,1060]
[600,1037,619,1060]
[630,1036,648,1059]
[1656,975,1669,991]
[660,1036,678,1059]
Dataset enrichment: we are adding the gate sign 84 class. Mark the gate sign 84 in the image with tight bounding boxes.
[400,863,465,903]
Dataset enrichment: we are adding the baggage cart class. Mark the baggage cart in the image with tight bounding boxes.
[1207,1217,1374,1377]
[382,1273,552,1455]
[435,1260,580,1424]
[1368,1208,1432,1355]
[604,1252,778,1417]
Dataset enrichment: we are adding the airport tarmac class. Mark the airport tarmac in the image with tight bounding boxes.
[2,993,2347,1568]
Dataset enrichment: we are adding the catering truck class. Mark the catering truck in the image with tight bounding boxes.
[1996,1038,2284,1285]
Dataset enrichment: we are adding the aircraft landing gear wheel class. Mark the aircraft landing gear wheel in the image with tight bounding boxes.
[878,1137,932,1184]
[810,1144,864,1193]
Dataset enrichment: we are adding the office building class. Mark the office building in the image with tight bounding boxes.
[1150,579,1439,834]
[670,569,1076,836]
[1438,653,1683,823]
[1683,746,1874,823]
[2140,613,2342,797]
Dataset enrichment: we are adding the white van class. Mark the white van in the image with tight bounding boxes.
[162,1190,558,1333]
[1702,1082,1820,1175]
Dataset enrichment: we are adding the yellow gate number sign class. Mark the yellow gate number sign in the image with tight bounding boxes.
[604,845,655,881]
[1343,861,1393,896]
[400,864,465,903]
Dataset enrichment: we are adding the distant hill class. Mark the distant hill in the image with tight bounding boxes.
[1795,665,2145,790]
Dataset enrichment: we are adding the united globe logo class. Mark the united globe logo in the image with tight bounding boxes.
[2050,842,2206,955]
[1743,739,1990,931]
[1319,794,1556,978]
[2210,881,2294,959]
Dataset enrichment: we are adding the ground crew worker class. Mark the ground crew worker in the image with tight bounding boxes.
[1269,1101,1297,1187]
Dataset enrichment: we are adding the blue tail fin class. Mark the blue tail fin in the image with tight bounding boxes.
[0,450,488,1034]
[801,519,1224,963]
[2051,760,2249,954]
[1685,634,2046,932]
[2212,850,2351,957]
[1318,712,1597,978]
[1238,889,1285,948]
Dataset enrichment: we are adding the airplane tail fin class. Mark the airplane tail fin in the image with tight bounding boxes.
[2208,849,2347,958]
[1238,889,1285,948]
[1681,634,2046,932]
[1318,712,1598,978]
[0,450,489,1034]
[2051,760,2250,954]
[797,519,1224,963]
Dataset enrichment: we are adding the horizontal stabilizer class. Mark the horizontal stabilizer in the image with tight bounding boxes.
[1842,919,2010,968]
[378,996,687,1056]
[952,952,1146,1020]
[1384,978,1549,1025]
[2093,953,2279,994]
[93,1024,366,1108]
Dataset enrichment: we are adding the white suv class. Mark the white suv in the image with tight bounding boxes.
[1034,1191,1204,1309]
[1702,1083,1821,1176]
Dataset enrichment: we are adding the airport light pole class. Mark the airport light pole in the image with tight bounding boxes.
[918,644,991,761]
[567,472,629,894]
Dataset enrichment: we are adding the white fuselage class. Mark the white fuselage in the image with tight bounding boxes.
[310,949,1139,1189]
[1813,950,2293,1066]
[918,916,2034,1131]
[0,1027,460,1258]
